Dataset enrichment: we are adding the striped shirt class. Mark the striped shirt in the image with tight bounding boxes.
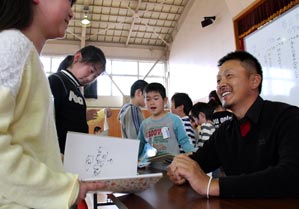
[197,122,215,148]
[179,116,196,153]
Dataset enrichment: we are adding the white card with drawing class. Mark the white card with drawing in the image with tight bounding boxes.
[64,132,139,180]
[64,132,163,193]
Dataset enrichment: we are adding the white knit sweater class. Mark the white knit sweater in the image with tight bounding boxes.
[0,29,79,209]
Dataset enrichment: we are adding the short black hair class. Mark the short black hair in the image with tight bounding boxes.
[218,50,263,93]
[130,80,148,98]
[191,102,213,121]
[144,82,166,99]
[189,115,195,123]
[171,93,193,115]
[94,126,101,133]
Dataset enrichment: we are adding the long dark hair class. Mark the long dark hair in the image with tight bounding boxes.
[0,0,77,31]
[57,45,106,73]
[57,55,74,72]
[0,0,33,31]
[78,45,106,71]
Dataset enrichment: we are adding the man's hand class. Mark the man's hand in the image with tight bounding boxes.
[167,154,219,196]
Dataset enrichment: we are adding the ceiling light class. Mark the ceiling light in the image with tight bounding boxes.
[81,5,91,26]
[81,14,91,25]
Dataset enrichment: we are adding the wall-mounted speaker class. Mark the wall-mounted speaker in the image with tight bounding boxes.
[201,16,216,28]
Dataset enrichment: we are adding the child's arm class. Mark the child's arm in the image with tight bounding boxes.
[137,122,146,157]
[174,117,195,153]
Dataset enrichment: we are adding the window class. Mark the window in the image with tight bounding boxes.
[40,56,65,76]
[40,56,167,96]
[99,59,167,96]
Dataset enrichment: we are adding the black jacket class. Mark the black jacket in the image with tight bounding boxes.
[191,96,299,197]
[48,70,88,154]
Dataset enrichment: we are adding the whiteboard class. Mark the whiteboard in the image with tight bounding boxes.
[244,5,299,107]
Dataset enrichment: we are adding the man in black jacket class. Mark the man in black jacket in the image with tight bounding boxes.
[167,50,299,198]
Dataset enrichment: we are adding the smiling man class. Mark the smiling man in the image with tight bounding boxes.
[167,50,299,198]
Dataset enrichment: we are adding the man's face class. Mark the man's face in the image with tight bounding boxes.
[216,60,253,112]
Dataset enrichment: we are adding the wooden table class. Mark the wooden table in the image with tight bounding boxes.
[94,167,299,209]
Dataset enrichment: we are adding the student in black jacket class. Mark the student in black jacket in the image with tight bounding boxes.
[208,90,233,129]
[48,45,106,154]
[167,50,299,198]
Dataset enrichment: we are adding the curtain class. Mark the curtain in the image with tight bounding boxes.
[237,0,299,39]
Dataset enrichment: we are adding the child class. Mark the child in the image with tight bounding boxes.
[0,1,105,208]
[190,102,216,149]
[118,79,148,139]
[170,92,196,151]
[48,45,107,154]
[208,90,232,129]
[189,115,199,145]
[94,126,102,135]
[138,83,194,169]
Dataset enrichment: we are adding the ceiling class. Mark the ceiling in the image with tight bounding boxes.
[65,0,193,50]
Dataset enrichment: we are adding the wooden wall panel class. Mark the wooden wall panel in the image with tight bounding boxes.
[88,108,151,138]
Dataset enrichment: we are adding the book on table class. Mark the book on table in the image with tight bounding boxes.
[147,152,175,163]
[63,131,163,193]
